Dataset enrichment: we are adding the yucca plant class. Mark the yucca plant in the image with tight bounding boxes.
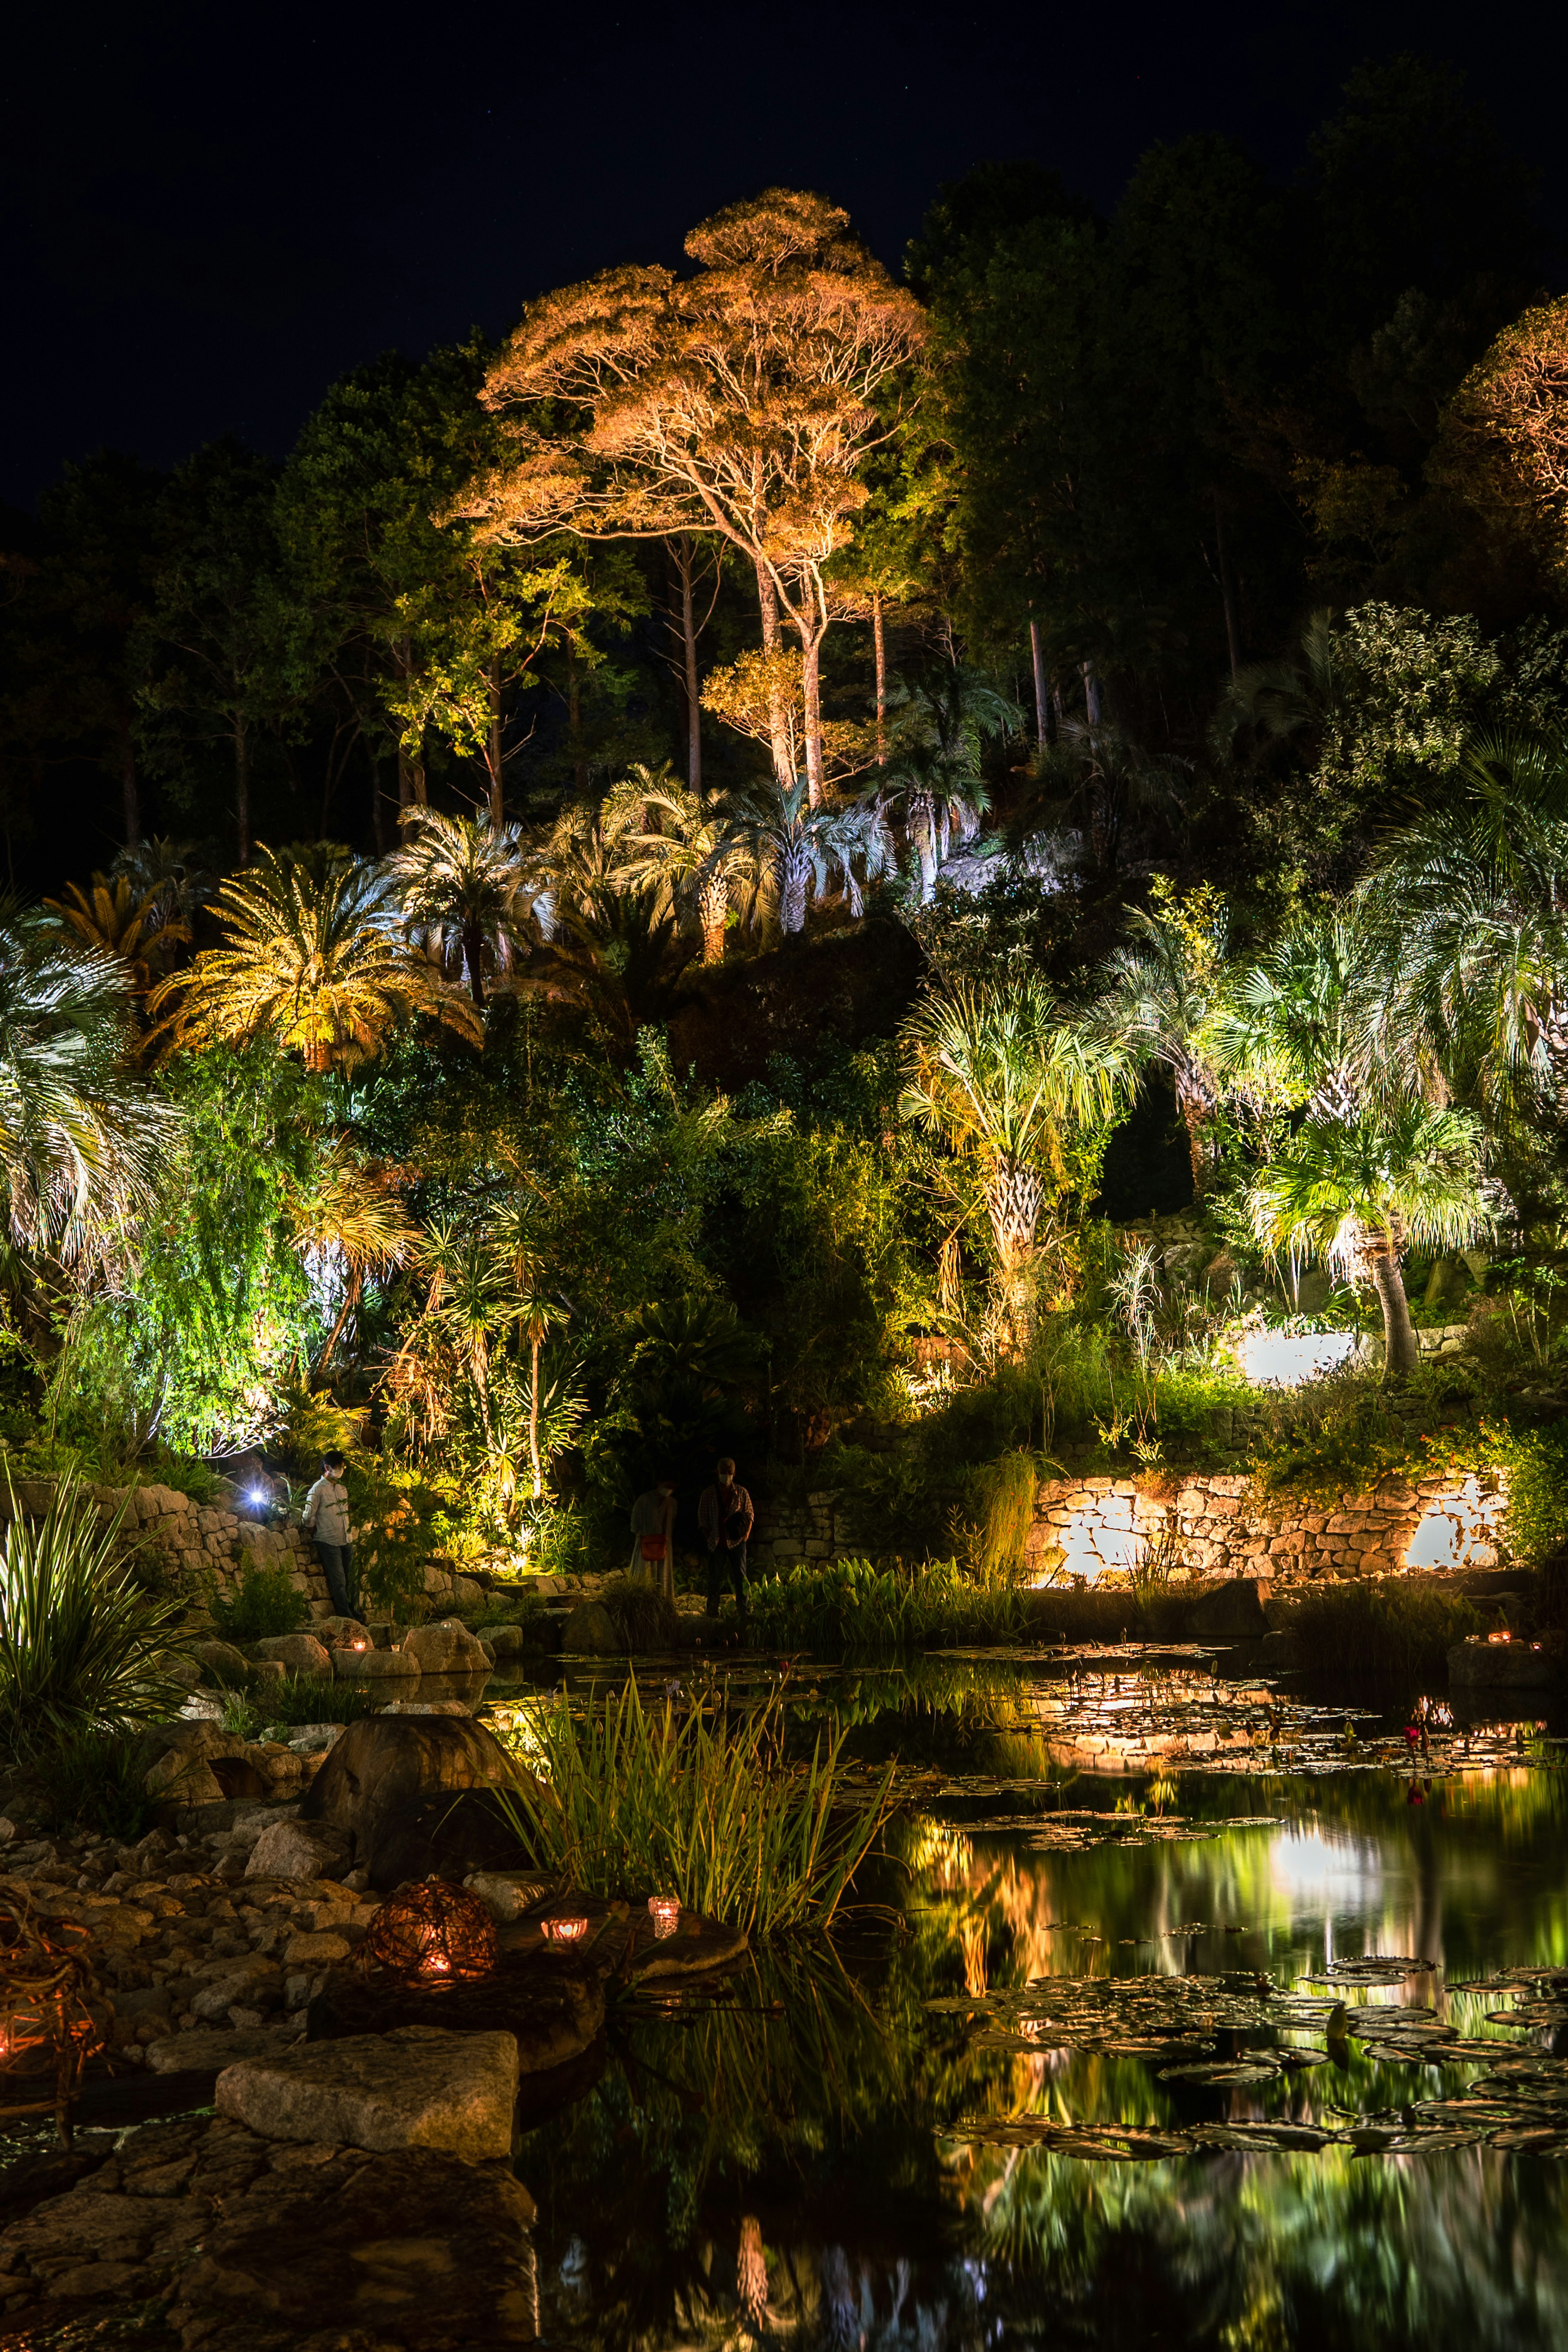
[492,1677,894,1938]
[0,1470,198,1758]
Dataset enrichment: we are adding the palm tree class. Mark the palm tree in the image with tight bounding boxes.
[381,806,529,1009]
[0,906,174,1267]
[287,1140,418,1376]
[1094,883,1228,1193]
[1212,908,1382,1125]
[151,846,481,1073]
[736,778,867,936]
[1361,733,1568,1115]
[1246,1100,1488,1377]
[42,874,190,1005]
[900,975,1129,1273]
[606,764,755,965]
[1209,609,1338,770]
[883,662,1008,902]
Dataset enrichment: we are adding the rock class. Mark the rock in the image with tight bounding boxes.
[464,1869,555,1924]
[245,1817,351,1881]
[1260,1629,1304,1672]
[166,2142,537,2349]
[301,1713,533,1889]
[402,1618,492,1675]
[1188,1577,1270,1640]
[1449,1637,1557,1688]
[483,1623,530,1659]
[332,1643,420,1682]
[561,1599,622,1654]
[314,1614,365,1645]
[193,1638,252,1684]
[145,1747,228,1806]
[250,1632,332,1675]
[145,2022,305,2074]
[216,2024,520,2158]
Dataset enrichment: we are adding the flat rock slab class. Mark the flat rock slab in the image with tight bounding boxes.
[146,2022,306,2074]
[308,1955,604,2076]
[628,1909,750,1980]
[217,2023,520,2159]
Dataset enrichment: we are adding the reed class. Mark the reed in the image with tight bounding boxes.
[746,1557,1020,1655]
[492,1677,895,1938]
[1285,1580,1484,1684]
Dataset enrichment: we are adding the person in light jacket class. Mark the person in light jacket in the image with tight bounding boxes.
[303,1449,359,1620]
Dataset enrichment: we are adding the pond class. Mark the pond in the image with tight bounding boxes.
[503,1650,1568,2350]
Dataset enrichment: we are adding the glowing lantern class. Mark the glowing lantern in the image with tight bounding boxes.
[355,1879,498,1985]
[542,1914,589,1947]
[647,1895,681,1939]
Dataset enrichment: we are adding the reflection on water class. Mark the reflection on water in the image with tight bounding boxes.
[514,1656,1568,2349]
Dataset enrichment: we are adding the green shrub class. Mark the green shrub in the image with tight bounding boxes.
[0,1470,196,1757]
[255,1672,394,1728]
[34,1725,156,1840]
[209,1556,310,1641]
[747,1556,1019,1655]
[492,1677,894,1938]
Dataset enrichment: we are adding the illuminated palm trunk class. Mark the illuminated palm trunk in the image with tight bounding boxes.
[777,839,810,935]
[1360,1223,1419,1378]
[697,873,728,965]
[987,1153,1044,1272]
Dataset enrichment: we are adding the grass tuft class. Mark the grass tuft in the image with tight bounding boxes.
[492,1676,894,1938]
[746,1557,1020,1656]
[1285,1580,1484,1684]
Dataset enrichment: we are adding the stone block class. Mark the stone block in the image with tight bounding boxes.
[252,1633,332,1676]
[216,2024,520,2159]
[245,1818,350,1882]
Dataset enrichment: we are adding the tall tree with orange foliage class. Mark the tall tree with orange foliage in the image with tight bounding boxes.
[1434,296,1568,588]
[466,189,925,806]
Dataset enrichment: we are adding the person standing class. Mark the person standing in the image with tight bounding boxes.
[698,1457,753,1622]
[629,1477,677,1603]
[302,1449,360,1621]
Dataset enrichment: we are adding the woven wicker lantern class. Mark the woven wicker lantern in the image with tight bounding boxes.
[0,1878,108,2146]
[356,1878,499,1985]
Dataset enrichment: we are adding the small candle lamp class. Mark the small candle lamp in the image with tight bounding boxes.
[541,1913,589,1947]
[355,1878,498,1985]
[647,1895,681,1940]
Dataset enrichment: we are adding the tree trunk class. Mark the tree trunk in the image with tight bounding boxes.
[1029,618,1050,751]
[529,1331,542,1500]
[463,918,486,1010]
[755,562,794,790]
[873,592,888,766]
[120,737,140,850]
[987,1153,1044,1272]
[1214,490,1241,683]
[486,659,504,826]
[778,841,809,934]
[800,623,826,808]
[1365,1227,1419,1378]
[234,720,251,866]
[1177,1078,1215,1196]
[913,791,938,902]
[566,642,586,794]
[315,1265,363,1377]
[1082,659,1103,735]
[369,750,385,856]
[697,873,728,965]
[675,538,702,791]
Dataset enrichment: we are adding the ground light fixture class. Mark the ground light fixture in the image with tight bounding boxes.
[356,1879,499,1984]
[648,1895,681,1938]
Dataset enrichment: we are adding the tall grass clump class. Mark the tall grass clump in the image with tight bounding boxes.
[971,1451,1050,1584]
[0,1469,196,1758]
[1287,1580,1484,1684]
[492,1679,894,1938]
[747,1557,1020,1656]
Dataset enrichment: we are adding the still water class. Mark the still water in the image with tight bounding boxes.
[511,1655,1568,2350]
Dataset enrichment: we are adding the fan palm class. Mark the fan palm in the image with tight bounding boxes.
[1094,884,1228,1192]
[0,906,173,1266]
[736,778,867,936]
[287,1139,418,1375]
[607,764,755,965]
[1361,733,1568,1115]
[151,846,482,1073]
[884,662,1008,902]
[1245,1100,1488,1377]
[1212,908,1383,1125]
[43,874,190,1004]
[900,976,1130,1272]
[381,806,529,1009]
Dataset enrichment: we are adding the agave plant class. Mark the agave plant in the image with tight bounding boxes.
[0,1470,197,1757]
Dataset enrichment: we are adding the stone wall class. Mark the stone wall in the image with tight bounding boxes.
[1026,1467,1510,1586]
[748,1492,856,1575]
[0,1479,337,1622]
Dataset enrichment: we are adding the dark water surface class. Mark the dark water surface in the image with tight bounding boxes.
[508,1655,1568,2350]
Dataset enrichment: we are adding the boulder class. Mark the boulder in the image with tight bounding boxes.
[483,1623,530,1659]
[1449,1637,1556,1688]
[464,1868,555,1924]
[244,1817,351,1882]
[216,2024,520,2159]
[1188,1577,1270,1641]
[402,1618,492,1675]
[145,1747,228,1807]
[332,1644,419,1682]
[561,1599,622,1655]
[145,2022,305,2074]
[192,1638,252,1684]
[300,1713,534,1890]
[251,1633,331,1676]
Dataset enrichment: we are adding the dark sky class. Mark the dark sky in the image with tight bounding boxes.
[4,0,1565,511]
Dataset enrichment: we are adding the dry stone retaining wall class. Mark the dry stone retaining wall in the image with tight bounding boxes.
[0,1478,337,1622]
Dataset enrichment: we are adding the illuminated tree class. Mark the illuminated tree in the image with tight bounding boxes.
[153,848,480,1073]
[1435,296,1568,583]
[470,187,926,805]
[42,875,189,1007]
[607,765,755,965]
[1095,880,1228,1191]
[287,1138,416,1374]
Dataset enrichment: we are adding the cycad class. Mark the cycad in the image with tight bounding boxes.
[1246,1100,1488,1377]
[900,976,1128,1272]
[151,846,482,1072]
[381,806,528,1008]
[43,874,190,1003]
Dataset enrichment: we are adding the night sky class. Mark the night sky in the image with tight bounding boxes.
[4,0,1566,511]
